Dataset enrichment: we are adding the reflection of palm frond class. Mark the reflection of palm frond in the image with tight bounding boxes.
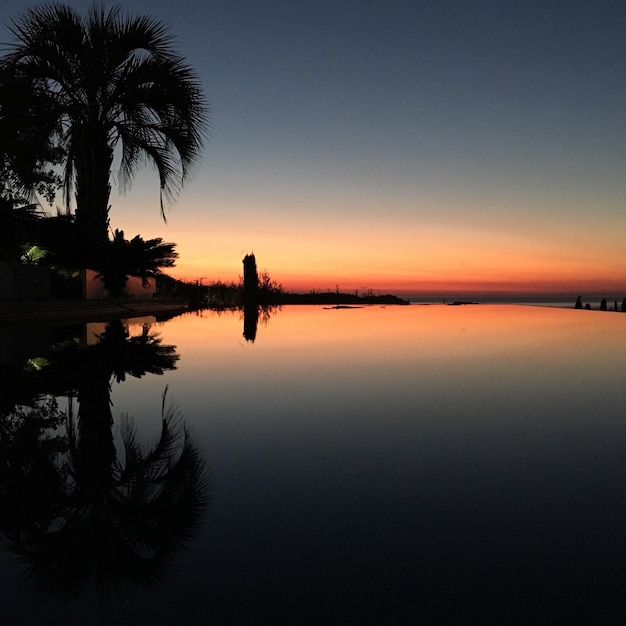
[1,388,209,599]
[116,387,209,552]
[98,321,179,383]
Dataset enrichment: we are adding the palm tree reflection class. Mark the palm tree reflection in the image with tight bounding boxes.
[0,320,209,598]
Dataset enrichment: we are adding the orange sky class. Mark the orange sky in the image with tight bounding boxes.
[109,180,626,298]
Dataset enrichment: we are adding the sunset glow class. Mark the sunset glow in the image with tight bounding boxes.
[114,189,626,296]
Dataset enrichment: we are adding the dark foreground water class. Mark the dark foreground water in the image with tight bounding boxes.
[1,304,626,625]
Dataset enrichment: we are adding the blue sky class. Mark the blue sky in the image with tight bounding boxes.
[1,0,625,294]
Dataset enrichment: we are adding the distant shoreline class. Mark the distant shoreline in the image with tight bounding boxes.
[269,292,410,306]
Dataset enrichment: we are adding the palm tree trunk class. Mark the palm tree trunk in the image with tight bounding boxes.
[75,367,116,497]
[74,129,113,248]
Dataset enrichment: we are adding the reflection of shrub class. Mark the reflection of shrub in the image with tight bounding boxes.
[0,397,68,528]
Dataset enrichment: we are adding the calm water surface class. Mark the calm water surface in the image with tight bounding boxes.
[1,304,626,624]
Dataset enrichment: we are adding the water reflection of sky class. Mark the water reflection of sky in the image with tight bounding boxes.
[3,305,626,623]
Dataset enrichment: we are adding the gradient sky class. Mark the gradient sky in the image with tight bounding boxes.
[2,0,625,296]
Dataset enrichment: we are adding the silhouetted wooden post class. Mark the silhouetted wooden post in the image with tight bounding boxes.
[242,253,258,295]
[242,253,259,341]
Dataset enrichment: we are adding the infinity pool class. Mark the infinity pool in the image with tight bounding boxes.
[1,304,625,624]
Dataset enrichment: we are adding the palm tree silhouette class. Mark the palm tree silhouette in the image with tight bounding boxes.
[0,3,208,245]
[0,321,209,598]
[95,229,179,299]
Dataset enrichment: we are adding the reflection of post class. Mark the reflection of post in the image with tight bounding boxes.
[242,253,258,294]
[243,302,259,342]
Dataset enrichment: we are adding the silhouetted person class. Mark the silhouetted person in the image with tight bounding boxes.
[585,303,591,310]
[601,298,607,311]
[622,298,626,312]
[574,296,582,309]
